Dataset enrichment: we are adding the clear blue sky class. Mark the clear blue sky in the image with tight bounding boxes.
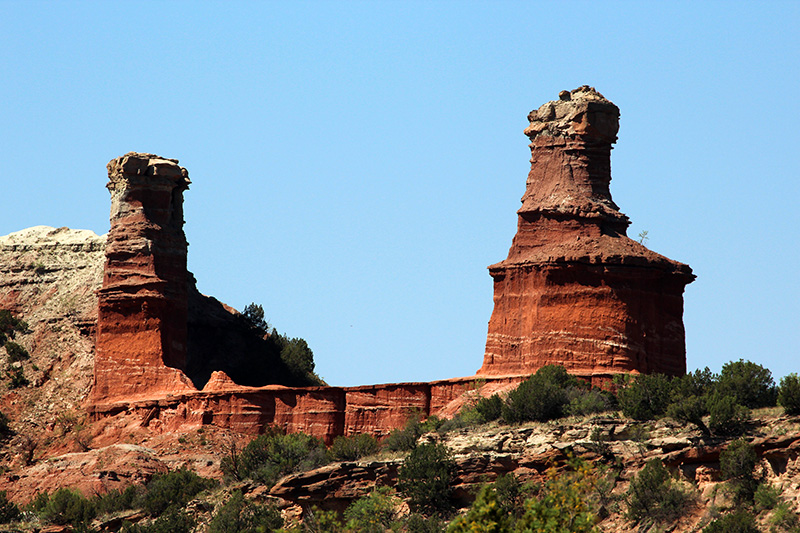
[1,1,797,387]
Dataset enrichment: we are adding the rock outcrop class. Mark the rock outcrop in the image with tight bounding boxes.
[479,86,695,382]
[92,153,196,406]
[0,226,103,428]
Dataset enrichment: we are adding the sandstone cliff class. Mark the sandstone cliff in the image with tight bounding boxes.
[479,86,695,382]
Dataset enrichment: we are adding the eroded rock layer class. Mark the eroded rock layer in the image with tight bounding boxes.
[91,153,196,405]
[478,86,695,381]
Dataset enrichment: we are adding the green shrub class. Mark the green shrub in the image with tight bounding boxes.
[0,491,20,524]
[778,373,800,416]
[93,485,142,516]
[626,459,689,524]
[0,310,27,341]
[0,411,12,441]
[140,468,217,516]
[303,507,344,532]
[242,303,271,334]
[343,486,399,532]
[515,457,600,533]
[502,365,576,423]
[702,510,759,533]
[404,512,446,532]
[208,490,283,533]
[223,429,329,487]
[383,416,425,452]
[567,388,614,417]
[671,367,715,398]
[707,392,750,436]
[436,408,485,434]
[397,442,457,516]
[123,507,195,533]
[753,482,780,511]
[615,373,672,421]
[716,359,777,408]
[770,501,800,531]
[5,365,28,389]
[474,394,503,422]
[3,341,29,362]
[34,488,96,527]
[719,439,760,502]
[329,433,379,461]
[446,484,511,533]
[667,394,709,433]
[491,472,529,518]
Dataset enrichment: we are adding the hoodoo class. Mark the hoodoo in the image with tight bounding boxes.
[91,153,196,406]
[478,86,694,383]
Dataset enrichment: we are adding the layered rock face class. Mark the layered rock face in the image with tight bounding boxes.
[0,226,104,423]
[478,86,695,381]
[91,153,196,405]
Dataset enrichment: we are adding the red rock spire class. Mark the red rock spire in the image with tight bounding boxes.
[478,87,695,382]
[91,153,196,406]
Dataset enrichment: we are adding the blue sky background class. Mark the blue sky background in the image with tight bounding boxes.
[1,1,797,387]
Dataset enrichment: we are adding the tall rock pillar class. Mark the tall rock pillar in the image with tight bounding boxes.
[91,153,196,406]
[478,87,695,382]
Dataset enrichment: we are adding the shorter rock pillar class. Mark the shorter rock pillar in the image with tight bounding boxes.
[91,153,196,406]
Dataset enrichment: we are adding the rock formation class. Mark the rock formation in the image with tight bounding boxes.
[83,152,519,442]
[91,153,196,405]
[0,226,103,425]
[478,86,695,382]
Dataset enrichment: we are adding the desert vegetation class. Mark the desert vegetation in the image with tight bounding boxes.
[0,358,798,531]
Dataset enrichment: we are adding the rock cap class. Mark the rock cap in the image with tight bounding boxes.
[524,85,619,142]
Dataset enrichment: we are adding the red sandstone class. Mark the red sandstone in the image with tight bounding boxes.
[91,153,195,405]
[89,88,694,443]
[478,86,694,382]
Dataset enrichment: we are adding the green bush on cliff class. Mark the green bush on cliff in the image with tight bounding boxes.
[383,415,427,452]
[3,341,29,362]
[223,429,329,487]
[707,392,750,436]
[0,491,20,524]
[720,439,760,502]
[330,433,379,461]
[397,442,457,516]
[626,459,689,524]
[716,359,777,408]
[702,510,759,533]
[514,457,601,533]
[614,373,672,421]
[208,490,283,533]
[502,365,577,423]
[343,486,400,532]
[139,468,217,516]
[446,484,512,533]
[31,488,96,528]
[122,507,195,533]
[0,310,27,344]
[778,373,800,416]
[241,302,324,387]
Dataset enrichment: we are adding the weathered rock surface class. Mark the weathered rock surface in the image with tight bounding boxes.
[268,413,800,530]
[0,444,168,504]
[0,226,102,434]
[91,153,196,406]
[479,86,695,382]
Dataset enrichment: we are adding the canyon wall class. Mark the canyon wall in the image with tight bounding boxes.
[478,86,695,382]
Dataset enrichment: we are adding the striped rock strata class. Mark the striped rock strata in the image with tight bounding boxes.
[478,86,695,382]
